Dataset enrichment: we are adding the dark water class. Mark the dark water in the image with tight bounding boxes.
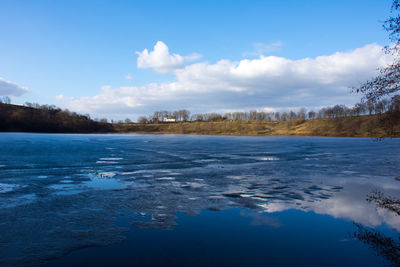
[0,133,399,266]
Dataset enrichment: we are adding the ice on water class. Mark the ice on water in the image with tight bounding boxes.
[0,133,399,266]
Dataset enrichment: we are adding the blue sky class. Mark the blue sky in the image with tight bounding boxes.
[0,0,394,120]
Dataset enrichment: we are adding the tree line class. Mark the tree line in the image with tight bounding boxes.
[133,97,399,124]
[0,102,113,133]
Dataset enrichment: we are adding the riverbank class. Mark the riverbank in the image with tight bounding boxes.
[114,114,400,137]
[2,103,399,137]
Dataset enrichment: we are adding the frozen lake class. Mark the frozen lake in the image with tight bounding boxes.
[0,133,399,266]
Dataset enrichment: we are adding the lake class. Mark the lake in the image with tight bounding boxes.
[0,133,399,266]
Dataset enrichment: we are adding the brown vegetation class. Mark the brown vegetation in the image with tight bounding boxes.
[114,114,400,137]
[1,102,398,137]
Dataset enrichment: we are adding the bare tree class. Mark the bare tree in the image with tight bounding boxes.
[2,96,11,104]
[288,111,297,120]
[152,111,169,122]
[180,109,190,121]
[249,110,257,121]
[375,99,390,114]
[352,103,367,117]
[137,116,148,123]
[308,111,316,119]
[298,108,307,119]
[274,112,281,121]
[389,95,400,112]
[192,114,204,121]
[354,0,400,104]
[281,112,288,121]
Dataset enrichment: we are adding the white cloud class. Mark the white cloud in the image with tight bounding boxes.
[59,43,392,120]
[258,180,400,231]
[0,78,29,97]
[243,41,284,57]
[136,41,201,73]
[125,74,133,80]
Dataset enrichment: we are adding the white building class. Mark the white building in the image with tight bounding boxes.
[163,117,176,122]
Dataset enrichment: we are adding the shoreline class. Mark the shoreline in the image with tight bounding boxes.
[112,116,400,138]
[1,131,398,139]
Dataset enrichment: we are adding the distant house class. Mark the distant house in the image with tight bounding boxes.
[163,117,176,122]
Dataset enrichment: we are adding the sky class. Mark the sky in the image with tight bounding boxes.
[0,0,395,120]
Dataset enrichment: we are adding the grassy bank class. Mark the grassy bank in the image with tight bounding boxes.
[114,115,400,137]
[1,103,398,137]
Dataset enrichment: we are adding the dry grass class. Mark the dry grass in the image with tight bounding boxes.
[114,115,400,137]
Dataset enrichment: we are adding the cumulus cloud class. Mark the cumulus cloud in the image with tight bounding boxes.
[136,41,202,73]
[125,74,133,80]
[59,43,392,120]
[0,78,29,97]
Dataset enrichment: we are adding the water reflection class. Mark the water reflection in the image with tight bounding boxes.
[353,223,400,266]
[352,191,400,266]
[367,191,400,216]
[0,134,399,265]
[240,210,282,228]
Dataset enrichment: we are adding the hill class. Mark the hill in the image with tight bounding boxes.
[1,103,399,137]
[0,103,113,133]
[114,114,400,137]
